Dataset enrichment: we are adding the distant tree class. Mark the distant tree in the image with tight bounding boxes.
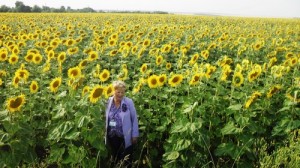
[31,5,42,13]
[59,6,66,13]
[15,1,31,12]
[0,5,11,12]
[81,7,96,13]
[42,6,51,12]
[67,6,72,12]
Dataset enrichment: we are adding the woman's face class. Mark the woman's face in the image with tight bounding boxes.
[114,87,125,103]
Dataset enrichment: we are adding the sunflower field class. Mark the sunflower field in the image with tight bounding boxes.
[0,13,300,167]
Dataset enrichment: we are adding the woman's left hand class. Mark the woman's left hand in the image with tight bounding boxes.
[132,137,138,144]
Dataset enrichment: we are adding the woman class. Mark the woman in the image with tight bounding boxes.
[105,80,139,168]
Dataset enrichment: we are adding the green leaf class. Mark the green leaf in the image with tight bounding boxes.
[48,146,65,163]
[77,116,91,128]
[228,104,242,111]
[221,121,242,135]
[53,104,67,119]
[215,142,240,159]
[174,139,191,151]
[65,131,80,140]
[164,151,180,161]
[48,121,74,140]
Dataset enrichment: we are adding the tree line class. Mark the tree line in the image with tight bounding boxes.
[0,1,168,14]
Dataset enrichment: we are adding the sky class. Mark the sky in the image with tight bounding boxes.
[1,0,300,18]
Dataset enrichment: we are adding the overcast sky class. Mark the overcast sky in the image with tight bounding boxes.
[1,0,300,18]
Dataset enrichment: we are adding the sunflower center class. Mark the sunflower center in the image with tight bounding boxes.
[102,73,108,78]
[1,53,6,59]
[172,77,179,83]
[53,81,60,87]
[10,97,22,108]
[93,88,103,98]
[151,78,157,85]
[71,70,78,76]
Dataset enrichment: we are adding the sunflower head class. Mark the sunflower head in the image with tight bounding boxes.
[50,77,62,93]
[147,75,159,89]
[232,72,244,87]
[6,94,26,112]
[68,66,81,79]
[140,64,147,74]
[99,69,110,82]
[30,81,39,93]
[168,74,184,87]
[89,85,104,103]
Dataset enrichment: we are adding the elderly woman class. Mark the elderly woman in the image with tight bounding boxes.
[105,80,139,167]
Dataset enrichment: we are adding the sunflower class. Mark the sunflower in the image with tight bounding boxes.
[189,73,203,86]
[9,54,19,64]
[161,44,171,53]
[241,59,250,70]
[267,85,281,98]
[245,91,262,109]
[89,85,104,103]
[268,57,277,68]
[140,63,147,74]
[288,57,298,67]
[247,69,261,82]
[232,72,244,87]
[79,59,88,69]
[110,33,118,40]
[201,50,209,60]
[6,94,26,112]
[12,76,20,88]
[66,39,76,46]
[30,81,39,93]
[57,52,67,64]
[68,66,81,79]
[0,48,8,61]
[147,75,159,89]
[109,49,118,57]
[25,53,35,62]
[158,74,167,87]
[69,47,80,55]
[168,74,184,87]
[126,41,133,48]
[204,65,216,79]
[131,46,138,54]
[143,39,151,47]
[252,42,263,51]
[173,47,179,55]
[83,48,93,54]
[50,77,62,93]
[118,68,128,81]
[15,69,30,82]
[108,39,117,47]
[156,55,163,66]
[47,50,55,60]
[189,53,199,65]
[33,54,43,64]
[220,65,232,81]
[12,45,20,55]
[88,51,98,61]
[99,69,110,82]
[81,86,90,96]
[105,84,114,98]
[166,62,172,70]
[285,52,294,59]
[0,70,7,78]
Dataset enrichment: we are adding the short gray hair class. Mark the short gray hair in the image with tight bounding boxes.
[112,80,126,89]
